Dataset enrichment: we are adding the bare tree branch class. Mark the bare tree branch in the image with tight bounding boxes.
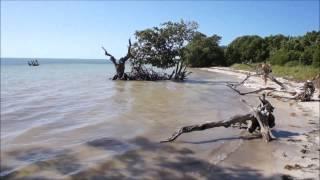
[230,73,262,88]
[227,84,276,95]
[121,39,132,63]
[102,46,117,65]
[267,75,287,90]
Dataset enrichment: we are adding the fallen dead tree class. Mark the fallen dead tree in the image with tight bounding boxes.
[228,79,316,102]
[230,63,286,89]
[161,95,276,143]
[295,80,316,101]
[267,81,316,102]
[229,72,286,90]
[227,63,317,101]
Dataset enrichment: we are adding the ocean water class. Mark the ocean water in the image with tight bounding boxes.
[1,58,255,178]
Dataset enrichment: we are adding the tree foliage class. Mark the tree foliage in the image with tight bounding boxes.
[104,19,318,81]
[131,20,198,69]
[183,33,225,67]
[224,31,320,67]
[225,35,268,65]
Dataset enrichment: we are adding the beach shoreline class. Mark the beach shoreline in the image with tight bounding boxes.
[200,66,320,179]
[1,65,319,179]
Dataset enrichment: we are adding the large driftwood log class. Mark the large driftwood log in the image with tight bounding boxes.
[294,81,316,101]
[228,81,316,102]
[231,63,287,90]
[271,81,317,101]
[161,95,276,143]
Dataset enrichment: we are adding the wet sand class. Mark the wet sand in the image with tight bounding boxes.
[1,67,319,179]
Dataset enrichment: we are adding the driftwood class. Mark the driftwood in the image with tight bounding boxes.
[229,80,316,102]
[227,84,276,95]
[294,81,316,101]
[232,63,287,89]
[161,95,276,143]
[227,63,317,101]
[267,74,287,90]
[267,81,316,102]
[232,73,262,88]
[229,73,286,90]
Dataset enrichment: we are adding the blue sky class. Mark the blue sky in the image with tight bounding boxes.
[1,1,319,59]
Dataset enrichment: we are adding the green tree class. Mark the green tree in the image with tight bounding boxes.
[183,33,225,67]
[300,46,314,65]
[225,35,267,65]
[269,49,289,65]
[312,45,320,67]
[225,31,320,67]
[132,20,198,80]
[132,20,198,68]
[264,34,289,56]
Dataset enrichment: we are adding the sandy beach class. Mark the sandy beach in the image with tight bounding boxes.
[2,1,320,179]
[201,67,320,179]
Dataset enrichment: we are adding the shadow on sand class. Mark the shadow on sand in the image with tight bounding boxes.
[2,136,293,180]
[271,130,300,138]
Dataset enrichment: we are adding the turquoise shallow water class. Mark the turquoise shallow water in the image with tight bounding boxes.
[1,58,253,178]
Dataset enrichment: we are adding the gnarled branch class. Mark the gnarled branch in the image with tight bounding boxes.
[120,39,132,63]
[227,84,276,95]
[160,113,254,143]
[102,46,117,65]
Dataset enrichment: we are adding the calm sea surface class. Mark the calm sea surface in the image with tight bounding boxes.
[1,58,255,178]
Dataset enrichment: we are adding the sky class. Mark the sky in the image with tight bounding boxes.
[1,0,319,59]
